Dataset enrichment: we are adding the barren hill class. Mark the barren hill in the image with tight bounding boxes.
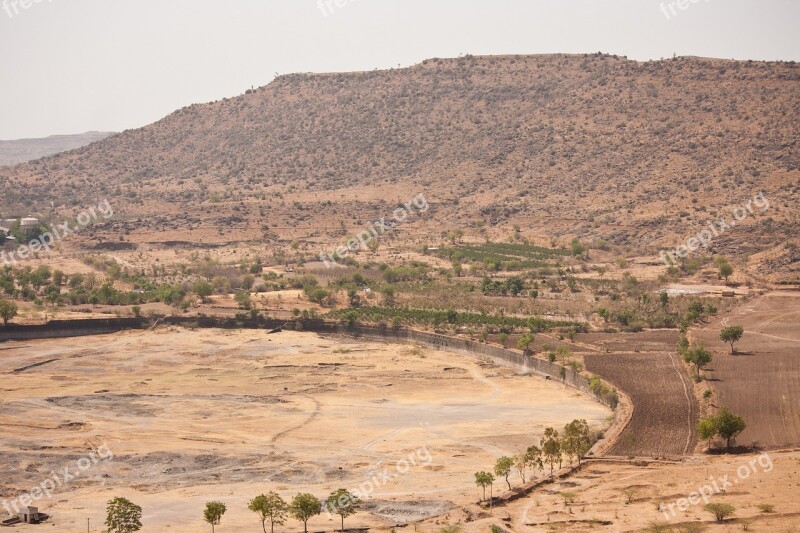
[0,131,115,167]
[1,54,798,275]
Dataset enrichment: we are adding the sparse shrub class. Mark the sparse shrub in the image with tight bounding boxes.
[704,502,735,522]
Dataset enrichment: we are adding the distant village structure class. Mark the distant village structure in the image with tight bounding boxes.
[0,216,39,242]
[20,218,39,230]
[0,506,49,527]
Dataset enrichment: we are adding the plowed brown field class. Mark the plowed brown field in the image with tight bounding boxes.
[695,291,800,449]
[583,331,698,457]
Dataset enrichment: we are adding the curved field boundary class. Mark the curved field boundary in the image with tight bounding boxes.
[0,316,631,455]
[585,351,698,457]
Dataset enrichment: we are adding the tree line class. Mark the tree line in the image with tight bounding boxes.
[103,489,360,533]
[474,420,593,501]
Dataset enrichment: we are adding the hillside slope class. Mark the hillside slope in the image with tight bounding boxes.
[1,54,798,275]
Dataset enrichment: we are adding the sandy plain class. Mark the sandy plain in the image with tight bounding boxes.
[0,328,611,532]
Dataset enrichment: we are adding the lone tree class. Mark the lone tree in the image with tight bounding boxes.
[494,456,514,490]
[705,503,736,522]
[290,493,322,533]
[0,299,18,326]
[474,471,495,502]
[248,492,288,533]
[720,325,745,354]
[683,346,712,373]
[326,489,359,532]
[204,501,227,533]
[715,256,734,283]
[516,333,535,353]
[715,407,747,448]
[105,497,142,533]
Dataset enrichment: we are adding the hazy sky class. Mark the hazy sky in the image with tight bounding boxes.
[1,0,798,139]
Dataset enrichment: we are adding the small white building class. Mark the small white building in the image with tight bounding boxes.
[21,217,39,229]
[20,506,42,524]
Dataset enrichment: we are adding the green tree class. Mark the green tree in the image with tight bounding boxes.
[716,257,734,283]
[0,299,18,326]
[541,427,562,475]
[720,325,744,354]
[715,407,746,448]
[474,471,494,502]
[105,497,142,533]
[326,489,359,531]
[290,493,322,533]
[683,347,712,373]
[45,284,60,306]
[505,276,524,296]
[248,492,288,533]
[194,281,214,303]
[516,333,534,352]
[494,456,514,490]
[562,419,592,466]
[697,417,717,448]
[704,503,736,522]
[204,501,227,533]
[525,445,544,476]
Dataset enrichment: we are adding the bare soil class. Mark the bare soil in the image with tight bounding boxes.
[584,331,698,457]
[694,291,800,449]
[0,328,610,532]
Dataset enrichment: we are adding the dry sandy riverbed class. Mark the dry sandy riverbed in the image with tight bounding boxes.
[0,328,610,532]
